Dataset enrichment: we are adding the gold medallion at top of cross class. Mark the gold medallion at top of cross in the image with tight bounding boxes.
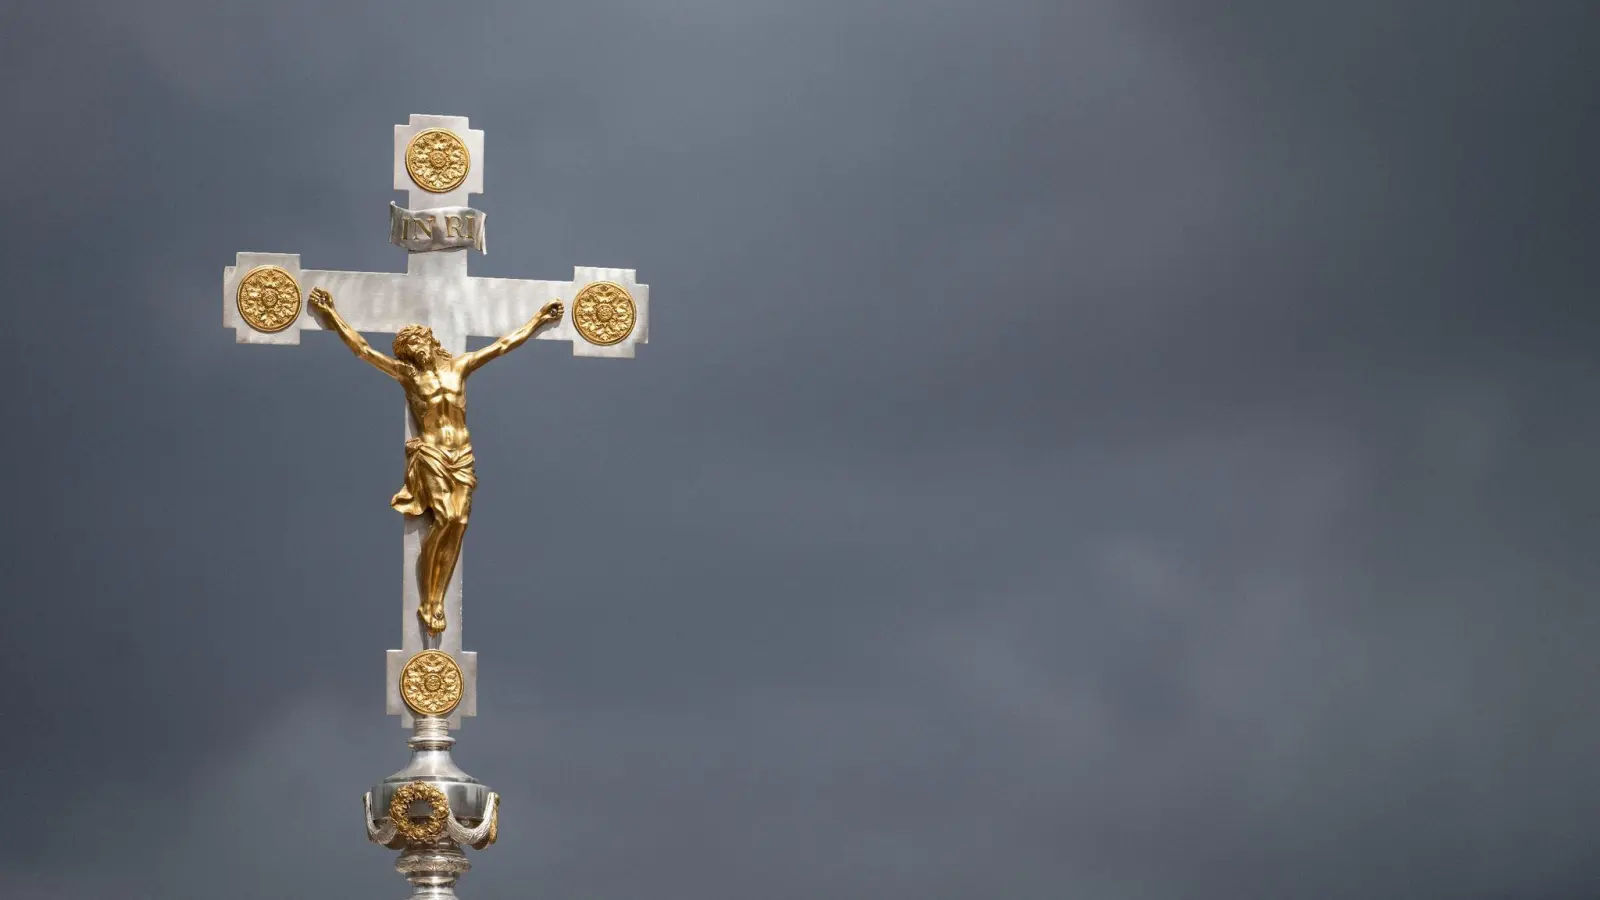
[405,129,471,193]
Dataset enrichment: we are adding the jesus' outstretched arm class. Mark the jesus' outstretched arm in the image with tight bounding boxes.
[308,288,407,381]
[458,300,564,375]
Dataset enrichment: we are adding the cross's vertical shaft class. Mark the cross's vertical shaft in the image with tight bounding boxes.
[402,247,470,660]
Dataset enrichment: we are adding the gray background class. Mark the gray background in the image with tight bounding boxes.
[2,1,1597,898]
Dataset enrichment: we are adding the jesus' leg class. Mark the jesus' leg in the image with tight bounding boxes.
[417,516,453,634]
[424,522,467,633]
[419,482,472,635]
[430,519,468,624]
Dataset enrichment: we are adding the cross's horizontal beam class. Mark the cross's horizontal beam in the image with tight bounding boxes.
[224,252,649,357]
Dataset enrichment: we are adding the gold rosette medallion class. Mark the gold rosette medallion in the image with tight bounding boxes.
[399,649,464,717]
[405,128,470,193]
[571,281,637,346]
[236,265,302,333]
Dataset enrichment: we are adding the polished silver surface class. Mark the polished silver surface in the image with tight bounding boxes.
[364,715,497,896]
[374,717,491,823]
[396,840,471,900]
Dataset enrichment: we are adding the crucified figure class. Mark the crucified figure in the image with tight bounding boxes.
[309,287,564,635]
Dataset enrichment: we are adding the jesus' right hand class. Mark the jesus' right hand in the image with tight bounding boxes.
[309,287,335,317]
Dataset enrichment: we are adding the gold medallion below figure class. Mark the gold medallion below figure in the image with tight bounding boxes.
[388,781,451,844]
[308,286,563,636]
[405,128,470,193]
[236,265,302,333]
[571,281,637,346]
[400,649,464,717]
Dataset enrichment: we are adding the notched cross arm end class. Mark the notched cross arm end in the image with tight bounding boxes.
[224,253,311,345]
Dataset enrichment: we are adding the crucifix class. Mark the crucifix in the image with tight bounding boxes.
[221,113,649,898]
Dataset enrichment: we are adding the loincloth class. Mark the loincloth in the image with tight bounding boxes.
[391,439,477,518]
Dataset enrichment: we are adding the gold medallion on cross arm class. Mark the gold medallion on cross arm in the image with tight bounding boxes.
[405,128,471,193]
[236,265,302,333]
[571,281,637,346]
[399,649,464,717]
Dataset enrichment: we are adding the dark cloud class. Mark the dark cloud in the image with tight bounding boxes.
[2,1,1597,897]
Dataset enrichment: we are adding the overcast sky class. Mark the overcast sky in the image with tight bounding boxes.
[2,1,1597,898]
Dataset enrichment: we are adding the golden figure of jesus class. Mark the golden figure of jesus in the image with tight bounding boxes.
[309,287,564,635]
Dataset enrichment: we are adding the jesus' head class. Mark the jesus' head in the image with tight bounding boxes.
[393,325,448,367]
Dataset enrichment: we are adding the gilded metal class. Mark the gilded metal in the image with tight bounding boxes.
[400,649,464,717]
[571,281,637,346]
[236,265,302,333]
[389,781,451,844]
[310,287,563,635]
[405,128,470,193]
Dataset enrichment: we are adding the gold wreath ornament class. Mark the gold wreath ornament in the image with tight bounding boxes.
[388,781,451,844]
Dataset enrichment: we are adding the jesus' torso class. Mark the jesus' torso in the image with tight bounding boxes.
[402,361,471,451]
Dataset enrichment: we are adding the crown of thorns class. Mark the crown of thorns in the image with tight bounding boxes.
[393,325,439,357]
